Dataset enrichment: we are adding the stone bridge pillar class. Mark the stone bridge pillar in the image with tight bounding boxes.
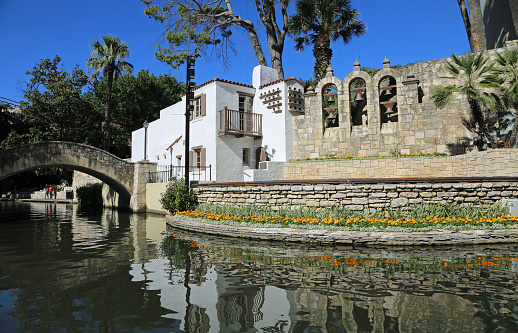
[130,160,157,212]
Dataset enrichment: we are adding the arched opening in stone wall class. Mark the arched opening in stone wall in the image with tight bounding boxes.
[349,78,367,126]
[322,84,339,129]
[379,76,398,124]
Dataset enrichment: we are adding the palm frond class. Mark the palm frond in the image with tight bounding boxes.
[431,86,457,109]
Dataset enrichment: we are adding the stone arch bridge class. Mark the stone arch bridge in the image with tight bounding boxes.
[0,141,156,211]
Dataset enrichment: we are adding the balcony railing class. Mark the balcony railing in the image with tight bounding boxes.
[147,165,212,183]
[218,107,262,139]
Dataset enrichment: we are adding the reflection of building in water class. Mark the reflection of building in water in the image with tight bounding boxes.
[129,226,518,332]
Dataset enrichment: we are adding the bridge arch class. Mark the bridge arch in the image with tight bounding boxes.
[0,142,143,210]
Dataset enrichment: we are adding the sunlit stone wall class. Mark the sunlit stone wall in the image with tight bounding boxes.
[284,149,518,180]
[293,45,515,159]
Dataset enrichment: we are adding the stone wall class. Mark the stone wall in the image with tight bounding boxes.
[195,180,518,211]
[285,148,518,180]
[293,47,511,159]
[72,171,102,199]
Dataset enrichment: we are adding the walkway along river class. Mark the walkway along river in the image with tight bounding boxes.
[1,201,518,332]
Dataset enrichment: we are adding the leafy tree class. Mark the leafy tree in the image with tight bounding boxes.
[1,56,100,148]
[90,70,184,157]
[456,0,486,52]
[87,35,133,152]
[288,0,365,80]
[485,48,518,147]
[0,103,22,144]
[431,52,497,147]
[142,0,291,78]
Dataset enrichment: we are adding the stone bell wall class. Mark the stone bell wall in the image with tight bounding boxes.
[292,45,515,160]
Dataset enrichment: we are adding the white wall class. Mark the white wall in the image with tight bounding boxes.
[256,79,304,163]
[131,65,301,183]
[214,82,258,182]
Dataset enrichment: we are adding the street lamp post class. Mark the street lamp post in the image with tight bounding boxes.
[143,120,149,160]
[169,147,173,179]
[184,55,195,189]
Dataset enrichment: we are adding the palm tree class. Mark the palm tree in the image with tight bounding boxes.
[288,0,365,80]
[431,52,497,147]
[87,35,133,152]
[485,48,518,147]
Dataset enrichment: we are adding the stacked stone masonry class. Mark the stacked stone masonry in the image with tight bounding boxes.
[167,216,518,245]
[195,181,518,211]
[294,46,512,159]
[285,149,518,180]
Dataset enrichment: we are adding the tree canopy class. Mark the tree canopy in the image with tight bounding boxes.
[90,70,184,157]
[288,0,365,80]
[142,0,291,78]
[87,35,133,152]
[1,56,100,148]
[2,56,185,159]
[431,52,498,147]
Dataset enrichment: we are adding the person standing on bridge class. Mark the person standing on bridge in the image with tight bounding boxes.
[44,185,49,199]
[49,185,53,199]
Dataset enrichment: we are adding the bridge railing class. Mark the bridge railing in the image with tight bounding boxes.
[147,165,212,183]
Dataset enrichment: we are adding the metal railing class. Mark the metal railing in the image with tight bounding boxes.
[218,107,262,138]
[147,165,212,183]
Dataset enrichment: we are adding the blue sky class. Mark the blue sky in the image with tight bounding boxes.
[0,0,470,103]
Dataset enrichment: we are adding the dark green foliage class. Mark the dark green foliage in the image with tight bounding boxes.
[76,183,103,206]
[431,51,497,147]
[89,70,184,157]
[1,56,100,148]
[87,35,133,152]
[288,0,366,80]
[160,178,197,214]
[0,103,23,144]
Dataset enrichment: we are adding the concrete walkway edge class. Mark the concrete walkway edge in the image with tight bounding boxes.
[166,215,518,246]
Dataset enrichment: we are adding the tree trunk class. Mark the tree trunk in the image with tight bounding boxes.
[457,0,475,52]
[469,98,496,147]
[253,0,288,79]
[313,34,332,80]
[467,0,487,51]
[104,68,114,152]
[506,110,518,147]
[238,20,268,67]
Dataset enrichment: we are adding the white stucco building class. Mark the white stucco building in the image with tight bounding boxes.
[131,65,304,182]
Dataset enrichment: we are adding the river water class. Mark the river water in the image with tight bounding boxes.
[1,201,518,332]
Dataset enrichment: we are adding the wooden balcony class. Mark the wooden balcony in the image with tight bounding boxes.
[218,107,262,139]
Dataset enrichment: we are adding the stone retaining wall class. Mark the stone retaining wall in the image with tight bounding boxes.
[285,149,518,180]
[195,181,518,210]
[167,216,518,245]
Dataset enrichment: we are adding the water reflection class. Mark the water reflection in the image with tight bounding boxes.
[0,201,518,332]
[157,228,518,333]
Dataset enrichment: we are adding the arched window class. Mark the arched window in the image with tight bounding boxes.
[322,84,338,128]
[349,78,367,126]
[379,76,398,124]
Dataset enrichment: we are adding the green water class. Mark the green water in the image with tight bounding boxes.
[1,201,518,332]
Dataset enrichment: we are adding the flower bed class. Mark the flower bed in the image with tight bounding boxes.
[174,202,517,232]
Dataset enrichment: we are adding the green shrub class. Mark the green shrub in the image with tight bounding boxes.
[160,178,197,214]
[76,183,103,206]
